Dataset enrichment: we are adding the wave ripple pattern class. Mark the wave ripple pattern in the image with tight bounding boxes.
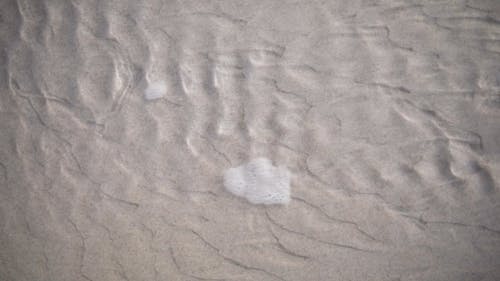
[1,1,500,281]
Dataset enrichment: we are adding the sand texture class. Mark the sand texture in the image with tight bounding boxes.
[1,0,500,280]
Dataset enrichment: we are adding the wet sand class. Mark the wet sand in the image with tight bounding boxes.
[1,0,500,280]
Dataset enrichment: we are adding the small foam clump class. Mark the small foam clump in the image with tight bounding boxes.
[144,81,167,100]
[223,158,291,205]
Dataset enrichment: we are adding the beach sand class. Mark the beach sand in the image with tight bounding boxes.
[1,0,500,280]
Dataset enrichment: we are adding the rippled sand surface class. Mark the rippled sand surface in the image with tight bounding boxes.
[1,1,500,280]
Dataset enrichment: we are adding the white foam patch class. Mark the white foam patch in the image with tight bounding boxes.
[223,158,291,205]
[144,81,167,100]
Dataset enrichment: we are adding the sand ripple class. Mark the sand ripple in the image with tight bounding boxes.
[1,0,499,280]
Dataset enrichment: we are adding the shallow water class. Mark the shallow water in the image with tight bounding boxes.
[1,0,500,280]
